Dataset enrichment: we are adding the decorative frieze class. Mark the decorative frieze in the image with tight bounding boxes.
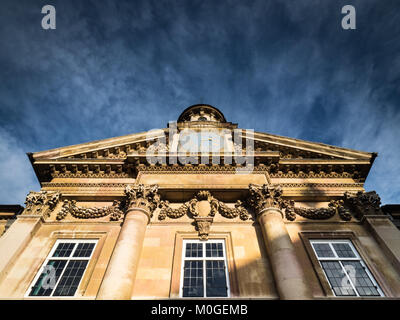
[158,190,250,221]
[56,200,124,221]
[278,182,364,188]
[158,190,250,239]
[283,200,352,221]
[158,200,196,219]
[139,165,263,174]
[42,182,128,188]
[270,171,355,179]
[247,184,352,221]
[52,172,129,179]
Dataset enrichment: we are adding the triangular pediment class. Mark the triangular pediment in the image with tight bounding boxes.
[29,127,375,185]
[31,128,373,162]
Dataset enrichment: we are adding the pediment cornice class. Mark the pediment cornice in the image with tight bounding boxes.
[29,127,376,184]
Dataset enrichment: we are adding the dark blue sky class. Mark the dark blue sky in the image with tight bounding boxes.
[0,0,399,204]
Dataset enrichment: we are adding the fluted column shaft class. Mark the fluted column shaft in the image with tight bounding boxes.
[258,207,312,300]
[97,207,149,300]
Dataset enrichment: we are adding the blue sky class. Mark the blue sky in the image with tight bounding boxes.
[0,0,399,205]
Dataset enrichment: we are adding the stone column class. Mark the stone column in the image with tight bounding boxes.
[248,184,312,300]
[97,184,160,300]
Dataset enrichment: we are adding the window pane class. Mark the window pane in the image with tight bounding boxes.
[185,243,203,258]
[320,261,356,296]
[52,242,75,257]
[29,260,67,296]
[312,243,335,258]
[73,243,95,258]
[342,261,380,296]
[53,260,88,296]
[182,260,203,297]
[206,260,228,297]
[206,243,224,257]
[332,243,356,258]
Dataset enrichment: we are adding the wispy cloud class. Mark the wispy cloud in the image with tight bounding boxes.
[0,0,399,204]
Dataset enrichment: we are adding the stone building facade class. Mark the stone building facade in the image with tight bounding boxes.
[0,104,399,299]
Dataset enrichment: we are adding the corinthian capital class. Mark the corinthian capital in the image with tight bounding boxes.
[125,184,160,214]
[344,190,383,219]
[23,190,61,217]
[247,184,284,215]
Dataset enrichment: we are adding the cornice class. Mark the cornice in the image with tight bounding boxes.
[41,181,364,190]
[31,130,166,160]
[252,131,373,160]
[29,133,374,184]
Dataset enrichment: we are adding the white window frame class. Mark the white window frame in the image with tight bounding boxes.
[25,239,97,298]
[310,239,384,297]
[179,239,231,298]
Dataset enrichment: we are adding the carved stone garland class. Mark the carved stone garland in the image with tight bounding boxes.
[27,184,380,226]
[283,199,352,221]
[55,184,161,221]
[247,184,352,221]
[158,190,250,240]
[158,191,250,221]
[56,200,124,221]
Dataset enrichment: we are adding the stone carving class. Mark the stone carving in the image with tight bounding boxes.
[139,165,256,174]
[247,184,285,215]
[194,217,213,240]
[107,150,127,159]
[279,182,363,188]
[158,199,197,219]
[42,182,127,188]
[283,199,352,221]
[247,184,352,221]
[344,191,383,219]
[137,165,359,180]
[217,200,249,220]
[270,171,355,179]
[147,141,169,153]
[125,184,161,214]
[158,190,250,221]
[23,191,61,217]
[47,192,61,211]
[56,200,124,221]
[52,172,128,179]
[55,184,160,221]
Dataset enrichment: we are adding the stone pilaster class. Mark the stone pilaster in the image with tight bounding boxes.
[248,184,312,300]
[0,191,60,283]
[345,191,400,270]
[97,184,160,300]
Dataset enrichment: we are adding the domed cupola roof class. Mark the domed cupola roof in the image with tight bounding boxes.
[177,104,227,123]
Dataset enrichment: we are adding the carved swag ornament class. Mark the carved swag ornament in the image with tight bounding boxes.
[56,200,124,221]
[56,184,161,221]
[247,184,352,221]
[158,191,249,221]
[158,190,250,240]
